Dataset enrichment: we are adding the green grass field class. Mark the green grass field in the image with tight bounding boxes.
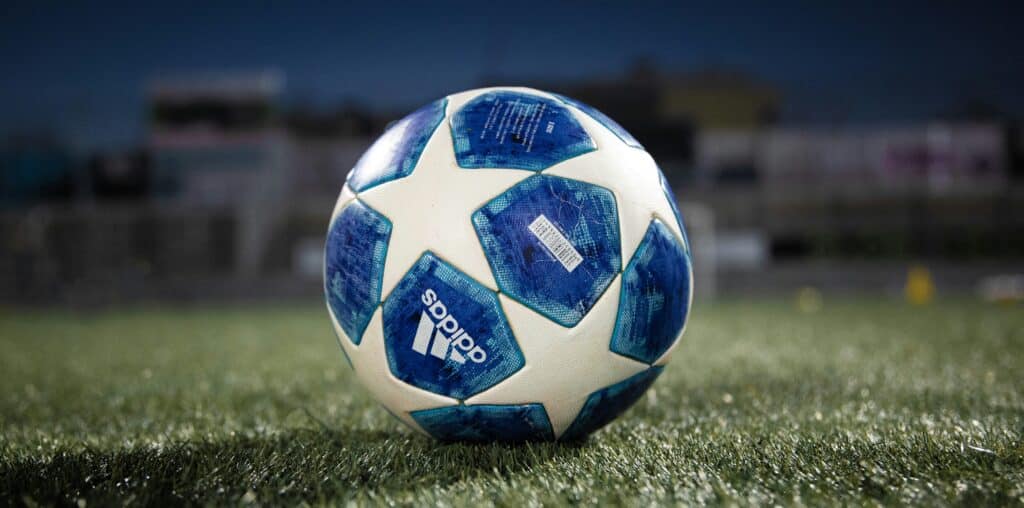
[1,299,1021,506]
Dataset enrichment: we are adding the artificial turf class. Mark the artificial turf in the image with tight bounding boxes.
[0,298,1021,505]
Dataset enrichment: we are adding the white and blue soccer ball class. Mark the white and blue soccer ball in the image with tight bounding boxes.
[325,87,692,441]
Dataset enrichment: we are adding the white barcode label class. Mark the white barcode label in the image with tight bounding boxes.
[528,214,583,272]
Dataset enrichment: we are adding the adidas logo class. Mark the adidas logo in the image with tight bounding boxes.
[411,289,487,364]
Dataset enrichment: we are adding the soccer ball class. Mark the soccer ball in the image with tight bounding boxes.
[325,87,692,441]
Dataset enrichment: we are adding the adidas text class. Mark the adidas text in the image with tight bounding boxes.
[410,289,487,364]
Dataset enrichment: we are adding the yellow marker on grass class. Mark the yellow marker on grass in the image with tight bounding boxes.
[905,265,935,305]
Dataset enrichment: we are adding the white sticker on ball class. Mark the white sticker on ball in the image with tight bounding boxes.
[528,214,583,272]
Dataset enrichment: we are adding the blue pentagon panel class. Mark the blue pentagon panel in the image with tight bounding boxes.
[381,252,523,400]
[346,98,447,192]
[659,171,690,252]
[554,93,642,149]
[560,367,664,441]
[325,199,391,345]
[473,175,621,327]
[611,219,692,364]
[411,403,554,442]
[451,91,595,171]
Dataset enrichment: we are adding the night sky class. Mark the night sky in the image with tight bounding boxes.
[2,1,1021,150]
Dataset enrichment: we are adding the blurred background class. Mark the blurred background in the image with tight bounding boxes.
[2,1,1022,306]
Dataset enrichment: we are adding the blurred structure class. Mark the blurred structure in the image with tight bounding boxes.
[697,124,1006,190]
[692,122,1021,294]
[149,73,285,203]
[149,72,288,277]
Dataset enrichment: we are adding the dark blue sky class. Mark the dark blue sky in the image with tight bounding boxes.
[2,1,1021,149]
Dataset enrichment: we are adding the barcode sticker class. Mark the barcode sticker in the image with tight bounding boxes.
[528,214,583,272]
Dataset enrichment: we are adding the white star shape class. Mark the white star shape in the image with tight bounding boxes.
[466,276,650,438]
[356,98,532,298]
[328,305,456,434]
